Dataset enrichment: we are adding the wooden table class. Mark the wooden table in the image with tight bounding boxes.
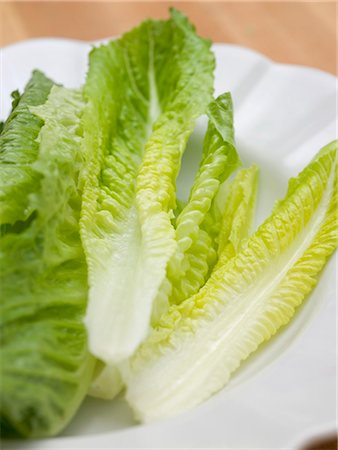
[1,1,336,74]
[1,2,337,449]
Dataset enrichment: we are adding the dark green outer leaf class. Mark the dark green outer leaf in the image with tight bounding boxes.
[0,70,54,226]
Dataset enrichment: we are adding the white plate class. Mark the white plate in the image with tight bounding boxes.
[1,39,337,450]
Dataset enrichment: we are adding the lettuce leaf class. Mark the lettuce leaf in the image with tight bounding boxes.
[81,9,215,363]
[165,93,241,306]
[125,141,338,422]
[0,86,95,437]
[0,70,54,226]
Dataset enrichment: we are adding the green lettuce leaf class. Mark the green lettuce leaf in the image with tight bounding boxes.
[0,70,54,226]
[81,9,215,363]
[125,140,338,422]
[164,93,241,307]
[0,86,94,438]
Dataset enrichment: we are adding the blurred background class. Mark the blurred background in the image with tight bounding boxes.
[1,1,337,449]
[1,1,336,74]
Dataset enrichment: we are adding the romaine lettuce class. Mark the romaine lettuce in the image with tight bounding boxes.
[165,93,241,307]
[81,9,215,363]
[0,86,94,437]
[125,141,338,422]
[2,9,335,435]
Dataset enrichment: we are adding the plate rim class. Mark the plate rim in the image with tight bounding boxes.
[2,36,337,82]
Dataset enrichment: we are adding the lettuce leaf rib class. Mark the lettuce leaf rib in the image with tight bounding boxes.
[125,141,338,422]
[82,10,215,363]
[0,87,95,438]
[88,362,124,400]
